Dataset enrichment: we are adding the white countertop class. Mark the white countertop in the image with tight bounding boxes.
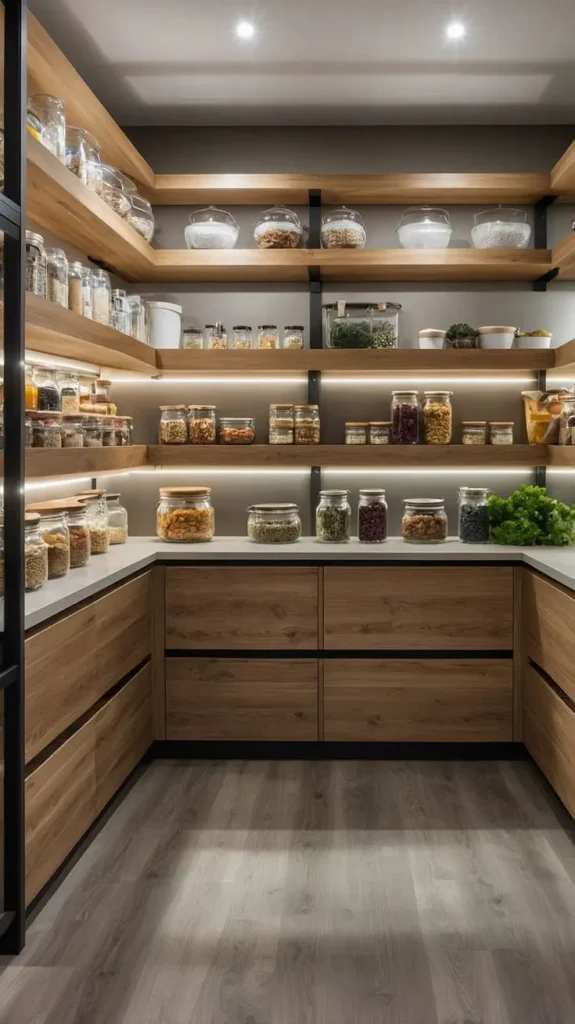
[19,536,575,631]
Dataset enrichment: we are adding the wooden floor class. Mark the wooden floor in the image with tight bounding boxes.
[2,759,575,1023]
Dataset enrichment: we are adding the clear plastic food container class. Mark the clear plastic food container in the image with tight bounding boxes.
[159,405,188,444]
[185,206,239,249]
[125,194,155,242]
[423,391,453,445]
[219,417,255,444]
[257,325,278,350]
[254,205,303,249]
[324,301,401,349]
[316,490,351,543]
[321,206,366,249]
[157,487,215,543]
[402,498,448,544]
[396,207,452,249]
[471,207,531,249]
[189,405,217,444]
[247,503,301,544]
[345,422,368,444]
[232,325,252,350]
[45,247,68,307]
[283,326,304,349]
[29,94,65,162]
[391,390,419,445]
[294,404,320,444]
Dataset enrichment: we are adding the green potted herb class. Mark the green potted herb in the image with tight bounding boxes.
[488,485,575,546]
[445,322,479,349]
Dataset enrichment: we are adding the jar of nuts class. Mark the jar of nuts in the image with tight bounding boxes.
[423,391,453,445]
[157,487,215,543]
[294,404,320,444]
[219,417,255,444]
[189,405,217,444]
[24,513,49,591]
[159,405,188,445]
[402,498,448,544]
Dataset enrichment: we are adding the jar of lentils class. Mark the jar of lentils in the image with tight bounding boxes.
[189,405,217,444]
[402,498,448,544]
[247,503,302,544]
[159,405,188,444]
[423,391,453,444]
[461,421,487,445]
[345,422,368,444]
[316,489,351,543]
[358,489,388,543]
[26,231,46,297]
[489,421,514,445]
[369,421,392,445]
[458,487,490,544]
[294,404,320,444]
[391,390,419,444]
[45,247,68,306]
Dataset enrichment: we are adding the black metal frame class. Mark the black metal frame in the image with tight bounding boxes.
[533,195,559,291]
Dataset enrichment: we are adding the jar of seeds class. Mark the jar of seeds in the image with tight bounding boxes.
[294,404,320,444]
[91,268,111,325]
[24,513,49,591]
[369,421,392,445]
[247,503,301,544]
[458,487,490,544]
[189,405,217,444]
[316,489,351,543]
[159,405,188,444]
[45,247,68,307]
[423,391,453,444]
[26,231,46,298]
[345,422,368,444]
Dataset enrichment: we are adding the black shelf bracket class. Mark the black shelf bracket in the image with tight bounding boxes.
[533,195,558,292]
[535,367,547,488]
[533,267,559,292]
[308,189,323,348]
[310,466,322,535]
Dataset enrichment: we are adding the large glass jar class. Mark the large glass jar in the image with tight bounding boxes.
[257,325,278,350]
[102,415,117,447]
[106,494,128,544]
[45,247,69,307]
[182,326,204,350]
[25,365,38,410]
[26,231,46,297]
[205,323,227,350]
[59,373,80,415]
[402,498,448,544]
[24,513,49,591]
[232,325,252,350]
[247,503,301,544]
[185,206,239,249]
[472,207,531,249]
[38,509,70,578]
[29,95,65,161]
[115,415,132,446]
[461,421,487,445]
[321,206,366,249]
[127,295,148,342]
[423,391,453,445]
[30,411,62,448]
[88,162,132,216]
[61,415,84,448]
[91,269,111,325]
[67,506,91,567]
[159,405,188,444]
[324,302,401,349]
[84,496,109,554]
[358,489,388,544]
[283,326,304,350]
[391,391,419,444]
[219,417,255,444]
[65,126,95,183]
[68,262,93,318]
[156,487,215,543]
[458,487,490,544]
[189,405,217,444]
[83,414,103,447]
[34,367,61,412]
[125,194,155,242]
[111,289,130,333]
[316,490,351,543]
[254,205,303,249]
[294,404,320,444]
[345,422,368,444]
[396,207,452,249]
[369,421,392,445]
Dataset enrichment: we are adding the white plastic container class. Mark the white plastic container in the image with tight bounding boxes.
[147,301,182,349]
[396,207,452,249]
[515,333,553,350]
[419,329,446,350]
[478,326,516,350]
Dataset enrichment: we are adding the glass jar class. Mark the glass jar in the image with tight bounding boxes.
[358,489,388,544]
[294,404,320,444]
[68,262,93,318]
[254,205,303,249]
[345,422,368,444]
[127,295,148,342]
[25,365,38,411]
[102,415,117,447]
[92,380,112,406]
[219,417,255,444]
[61,415,84,448]
[84,496,109,554]
[391,391,419,444]
[559,397,575,445]
[282,326,304,350]
[321,206,366,249]
[83,414,103,447]
[30,411,62,448]
[316,490,351,543]
[115,415,132,446]
[124,194,155,242]
[269,404,294,428]
[185,206,239,250]
[324,302,401,349]
[34,367,61,412]
[369,421,392,445]
[182,326,204,350]
[59,373,80,415]
[156,487,215,543]
[472,207,531,249]
[65,126,95,183]
[66,507,91,568]
[26,109,45,145]
[159,405,188,444]
[257,325,278,350]
[423,391,453,445]
[111,289,130,333]
[45,247,68,307]
[461,421,487,445]
[189,405,217,444]
[489,422,514,445]
[402,499,448,544]
[396,207,452,249]
[26,231,46,298]
[204,323,227,350]
[38,510,70,578]
[29,95,65,161]
[25,415,33,448]
[106,494,128,544]
[247,504,301,544]
[232,325,252,350]
[0,514,3,596]
[91,268,111,325]
[88,162,132,216]
[458,487,490,544]
[24,513,49,591]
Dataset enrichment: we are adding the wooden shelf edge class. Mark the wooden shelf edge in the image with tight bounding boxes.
[23,445,147,479]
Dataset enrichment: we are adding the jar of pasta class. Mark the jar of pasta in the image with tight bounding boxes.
[423,391,453,444]
[157,487,215,543]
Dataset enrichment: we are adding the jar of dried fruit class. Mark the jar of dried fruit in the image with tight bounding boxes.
[402,498,448,544]
[159,405,188,444]
[294,404,320,444]
[157,487,215,543]
[423,391,453,445]
[189,405,217,444]
[24,513,49,591]
[391,391,419,445]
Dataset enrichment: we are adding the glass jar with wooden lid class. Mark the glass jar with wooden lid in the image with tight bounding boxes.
[269,404,294,444]
[489,421,514,445]
[189,405,217,444]
[82,493,109,554]
[26,501,71,579]
[24,513,49,591]
[345,422,368,445]
[294,404,320,444]
[369,421,392,445]
[159,405,188,444]
[156,487,215,543]
[461,421,487,445]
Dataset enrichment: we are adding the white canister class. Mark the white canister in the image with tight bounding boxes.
[147,301,182,349]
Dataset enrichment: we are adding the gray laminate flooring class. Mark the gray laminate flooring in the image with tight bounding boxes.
[2,759,575,1024]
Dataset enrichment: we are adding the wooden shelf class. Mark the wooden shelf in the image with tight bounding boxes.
[551,141,575,197]
[546,448,575,467]
[553,232,575,279]
[22,445,147,479]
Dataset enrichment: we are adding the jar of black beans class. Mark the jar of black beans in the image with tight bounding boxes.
[458,486,490,543]
[358,489,388,543]
[391,390,419,444]
[33,367,61,412]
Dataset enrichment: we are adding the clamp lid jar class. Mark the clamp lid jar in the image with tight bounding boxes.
[247,503,301,544]
[316,490,351,544]
[402,498,447,544]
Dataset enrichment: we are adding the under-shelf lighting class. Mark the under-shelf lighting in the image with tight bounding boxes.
[322,376,535,387]
[136,468,308,476]
[107,376,306,386]
[22,476,93,494]
[322,468,533,476]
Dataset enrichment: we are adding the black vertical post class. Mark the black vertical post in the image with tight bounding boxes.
[535,368,547,488]
[308,189,322,348]
[533,196,558,292]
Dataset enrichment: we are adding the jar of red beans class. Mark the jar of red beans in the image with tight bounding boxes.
[358,489,388,543]
[391,390,419,444]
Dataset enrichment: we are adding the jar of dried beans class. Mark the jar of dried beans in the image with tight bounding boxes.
[358,489,388,543]
[458,487,490,544]
[294,404,320,444]
[156,487,215,542]
[402,498,448,544]
[189,405,217,444]
[423,391,453,445]
[391,391,419,444]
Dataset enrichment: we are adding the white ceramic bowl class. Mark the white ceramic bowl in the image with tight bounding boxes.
[515,334,552,349]
[418,330,445,350]
[478,326,516,350]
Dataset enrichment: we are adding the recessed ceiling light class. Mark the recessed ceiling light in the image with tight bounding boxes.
[446,21,466,39]
[236,20,255,39]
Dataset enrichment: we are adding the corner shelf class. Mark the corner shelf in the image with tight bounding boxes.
[22,445,147,479]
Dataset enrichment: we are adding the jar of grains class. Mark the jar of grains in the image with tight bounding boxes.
[345,422,368,444]
[294,404,320,444]
[29,94,65,161]
[68,262,93,318]
[257,325,278,350]
[269,404,294,443]
[65,125,92,183]
[114,415,132,446]
[111,289,130,333]
[157,487,215,542]
[489,421,514,445]
[316,490,351,543]
[189,405,217,444]
[423,391,453,444]
[83,415,103,447]
[25,364,38,410]
[83,495,109,554]
[247,503,302,544]
[61,415,84,448]
[461,421,487,445]
[24,513,49,591]
[30,411,62,448]
[34,367,60,411]
[458,487,490,544]
[91,269,111,325]
[67,506,91,568]
[369,421,392,445]
[232,325,252,350]
[26,231,46,297]
[105,493,128,544]
[59,372,80,415]
[219,417,255,444]
[159,405,188,444]
[402,498,448,544]
[36,507,70,578]
[391,391,419,444]
[205,323,227,350]
[45,247,68,307]
[101,415,117,446]
[283,326,304,349]
[358,489,388,544]
[182,326,204,350]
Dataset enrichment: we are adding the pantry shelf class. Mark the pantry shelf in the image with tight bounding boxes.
[552,231,575,279]
[22,445,147,479]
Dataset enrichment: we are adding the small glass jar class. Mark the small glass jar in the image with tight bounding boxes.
[402,498,448,544]
[61,415,84,448]
[461,421,487,445]
[124,194,155,242]
[92,379,112,406]
[269,425,294,444]
[232,325,252,350]
[91,269,111,325]
[159,405,188,444]
[68,262,93,318]
[34,367,61,412]
[84,496,109,554]
[185,206,239,249]
[316,490,351,543]
[45,247,69,307]
[294,404,320,444]
[30,411,62,448]
[358,489,388,544]
[111,289,130,333]
[321,206,366,249]
[59,373,80,415]
[102,415,117,447]
[205,323,227,350]
[83,415,103,447]
[345,422,368,444]
[254,205,303,249]
[182,326,204,350]
[269,404,294,428]
[24,513,49,591]
[106,494,128,544]
[423,391,453,445]
[156,487,215,543]
[219,417,255,444]
[189,405,217,444]
[26,231,46,298]
[391,391,419,445]
[65,126,94,183]
[115,415,132,446]
[458,487,490,544]
[29,95,65,161]
[282,326,304,350]
[67,506,91,568]
[127,294,148,342]
[489,422,514,445]
[257,325,278,350]
[25,365,38,411]
[38,510,70,578]
[247,503,301,544]
[369,421,392,445]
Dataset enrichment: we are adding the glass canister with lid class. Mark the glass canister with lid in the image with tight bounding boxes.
[182,326,204,350]
[29,94,65,161]
[67,504,91,567]
[489,421,514,445]
[391,390,419,444]
[24,513,49,591]
[247,503,302,544]
[26,231,46,297]
[423,391,453,445]
[32,505,70,578]
[402,498,448,544]
[461,421,487,445]
[124,194,155,242]
[34,367,60,410]
[471,207,531,249]
[205,323,227,350]
[345,422,368,444]
[269,404,294,444]
[61,415,84,448]
[88,162,132,216]
[106,493,128,544]
[159,405,188,444]
[83,493,109,554]
[115,415,132,446]
[83,414,103,447]
[219,417,255,444]
[358,489,388,544]
[157,486,215,542]
[369,421,392,445]
[458,487,490,544]
[185,206,239,249]
[396,207,452,249]
[91,268,111,325]
[65,126,97,183]
[321,206,366,248]
[68,262,93,318]
[324,301,401,349]
[111,289,130,333]
[316,490,351,543]
[254,205,303,249]
[283,326,304,350]
[257,325,278,350]
[294,404,320,444]
[102,415,117,446]
[189,405,217,444]
[45,247,68,306]
[59,372,80,415]
[232,325,253,350]
[29,411,62,447]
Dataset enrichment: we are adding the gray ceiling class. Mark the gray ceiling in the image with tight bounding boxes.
[28,0,575,126]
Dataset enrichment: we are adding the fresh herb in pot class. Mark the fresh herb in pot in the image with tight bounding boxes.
[330,320,373,349]
[488,484,575,546]
[445,322,479,349]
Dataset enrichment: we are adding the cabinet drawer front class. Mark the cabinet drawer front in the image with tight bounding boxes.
[166,658,318,740]
[93,663,153,815]
[323,566,513,651]
[165,567,318,650]
[523,571,575,703]
[523,662,575,820]
[324,659,513,742]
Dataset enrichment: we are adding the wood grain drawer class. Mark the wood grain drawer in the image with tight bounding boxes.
[523,661,575,820]
[25,572,152,762]
[523,570,575,703]
[165,566,318,650]
[324,659,513,742]
[93,663,153,815]
[166,658,318,740]
[323,566,513,651]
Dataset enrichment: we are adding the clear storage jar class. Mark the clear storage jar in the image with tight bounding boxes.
[111,289,130,333]
[157,487,215,543]
[402,498,448,544]
[61,415,84,448]
[257,325,278,350]
[461,421,487,445]
[102,415,117,446]
[67,506,91,567]
[185,206,239,250]
[391,390,419,444]
[232,325,252,350]
[159,405,188,444]
[68,262,93,318]
[65,126,94,183]
[269,404,294,443]
[316,490,351,543]
[396,207,452,249]
[30,411,62,447]
[283,326,304,349]
[345,422,368,444]
[24,513,49,591]
[83,414,103,447]
[472,207,531,249]
[106,493,128,544]
[294,404,320,445]
[26,109,45,145]
[489,422,514,445]
[25,415,33,448]
[369,421,392,445]
[45,247,68,306]
[458,487,490,544]
[358,489,388,544]
[254,205,303,249]
[25,365,38,411]
[182,327,204,350]
[324,301,401,349]
[219,417,255,444]
[91,269,111,325]
[127,294,147,342]
[59,373,80,415]
[34,368,60,412]
[84,496,109,554]
[38,509,70,578]
[29,95,65,161]
[88,162,132,216]
[423,391,453,445]
[92,379,112,406]
[247,503,301,544]
[189,405,217,444]
[321,206,366,249]
[26,231,46,298]
[115,416,132,446]
[125,194,155,242]
[205,323,227,350]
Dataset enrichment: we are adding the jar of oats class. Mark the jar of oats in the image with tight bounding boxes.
[159,405,188,444]
[189,405,217,444]
[423,391,453,445]
[157,487,215,542]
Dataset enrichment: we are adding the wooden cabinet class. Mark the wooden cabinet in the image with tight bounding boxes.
[166,658,318,741]
[165,566,318,651]
[323,566,513,651]
[324,659,513,742]
[523,570,575,703]
[523,662,575,820]
[93,663,153,814]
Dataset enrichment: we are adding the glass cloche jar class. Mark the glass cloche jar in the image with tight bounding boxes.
[185,206,239,250]
[254,205,303,249]
[321,207,366,248]
[471,207,531,249]
[124,194,155,242]
[396,207,452,249]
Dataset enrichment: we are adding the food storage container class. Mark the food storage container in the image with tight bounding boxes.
[159,405,188,444]
[254,205,303,249]
[65,126,97,184]
[321,207,366,249]
[205,323,227,350]
[391,390,419,444]
[36,508,70,578]
[418,328,446,350]
[59,373,80,415]
[0,127,3,191]
[294,404,320,444]
[34,367,60,411]
[358,489,388,544]
[83,497,109,555]
[45,247,68,307]
[558,396,575,445]
[369,421,392,445]
[127,295,148,342]
[91,380,111,406]
[88,162,132,216]
[29,95,65,161]
[478,326,516,350]
[471,207,531,249]
[461,421,487,445]
[125,194,155,242]
[157,487,215,543]
[231,325,252,350]
[26,231,46,297]
[247,503,302,544]
[24,513,49,591]
[25,365,38,411]
[25,415,33,447]
[115,416,132,446]
[29,411,62,447]
[147,301,182,349]
[458,487,490,544]
[106,494,128,544]
[522,389,570,445]
[515,330,553,349]
[185,206,239,249]
[76,489,107,513]
[316,490,351,543]
[402,498,448,544]
[189,405,217,444]
[269,404,294,443]
[68,262,93,318]
[257,325,278,350]
[324,301,401,349]
[489,421,514,445]
[345,422,368,444]
[219,417,255,444]
[83,414,104,447]
[61,415,84,448]
[283,326,304,349]
[62,505,90,568]
[27,109,45,145]
[423,391,453,445]
[182,326,204,350]
[102,415,117,446]
[111,289,130,333]
[396,207,452,249]
[91,268,111,325]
